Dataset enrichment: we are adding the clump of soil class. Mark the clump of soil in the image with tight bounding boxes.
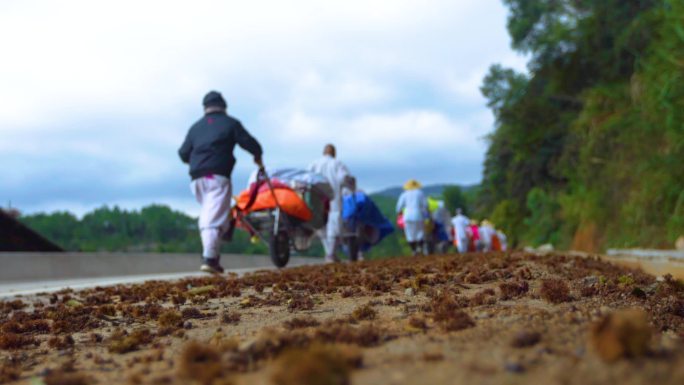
[108,329,154,354]
[270,344,355,385]
[283,316,320,329]
[48,335,75,350]
[422,351,444,361]
[2,320,51,334]
[510,331,541,348]
[470,289,496,306]
[181,307,205,320]
[0,333,36,350]
[222,311,241,325]
[540,279,571,303]
[407,315,428,331]
[590,308,652,362]
[157,310,183,329]
[0,364,20,383]
[314,323,385,347]
[44,371,90,385]
[429,293,468,322]
[427,293,474,331]
[3,300,26,311]
[499,281,529,300]
[441,311,475,332]
[287,293,315,312]
[351,303,377,321]
[94,304,116,317]
[177,341,224,385]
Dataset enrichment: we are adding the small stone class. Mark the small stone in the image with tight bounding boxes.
[183,321,193,330]
[511,331,541,348]
[474,312,492,320]
[404,288,415,297]
[504,362,525,373]
[630,287,646,299]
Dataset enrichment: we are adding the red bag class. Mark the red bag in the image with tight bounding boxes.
[396,212,405,230]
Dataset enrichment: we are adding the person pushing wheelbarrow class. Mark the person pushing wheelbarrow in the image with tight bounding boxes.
[178,90,264,274]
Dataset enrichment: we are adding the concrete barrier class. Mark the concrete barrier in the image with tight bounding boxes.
[607,249,684,260]
[0,252,319,283]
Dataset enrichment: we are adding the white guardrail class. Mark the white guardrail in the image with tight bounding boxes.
[606,249,684,260]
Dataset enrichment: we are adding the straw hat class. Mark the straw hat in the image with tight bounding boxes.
[403,179,422,190]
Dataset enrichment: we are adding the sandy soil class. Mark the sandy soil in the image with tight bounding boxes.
[1,252,683,385]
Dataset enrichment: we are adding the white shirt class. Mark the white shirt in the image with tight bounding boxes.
[451,214,470,240]
[480,224,495,245]
[396,189,428,222]
[308,155,351,212]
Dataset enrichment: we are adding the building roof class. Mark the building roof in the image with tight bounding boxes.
[0,210,63,252]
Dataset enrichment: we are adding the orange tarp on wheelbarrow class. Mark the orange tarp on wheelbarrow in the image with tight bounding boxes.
[491,234,502,251]
[235,187,312,222]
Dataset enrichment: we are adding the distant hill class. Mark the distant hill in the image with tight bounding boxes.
[371,184,477,199]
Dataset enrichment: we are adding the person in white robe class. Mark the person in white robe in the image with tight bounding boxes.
[396,179,429,256]
[308,144,352,263]
[451,208,470,253]
[479,219,496,252]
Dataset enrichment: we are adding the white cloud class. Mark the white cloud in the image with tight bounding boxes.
[278,109,483,163]
[0,0,525,214]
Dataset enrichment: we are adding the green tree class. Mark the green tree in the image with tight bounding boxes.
[478,0,674,250]
[442,186,468,215]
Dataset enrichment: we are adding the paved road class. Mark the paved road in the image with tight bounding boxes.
[0,253,321,298]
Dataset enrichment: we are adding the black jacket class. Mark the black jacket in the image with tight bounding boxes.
[179,112,262,180]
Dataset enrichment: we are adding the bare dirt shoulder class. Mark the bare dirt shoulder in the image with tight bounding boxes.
[1,252,683,385]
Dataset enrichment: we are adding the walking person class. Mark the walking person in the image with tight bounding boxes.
[396,179,429,256]
[497,229,508,251]
[179,90,263,274]
[467,219,481,252]
[451,208,470,253]
[308,144,353,263]
[479,219,496,252]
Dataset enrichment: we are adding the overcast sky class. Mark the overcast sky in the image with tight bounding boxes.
[0,0,526,216]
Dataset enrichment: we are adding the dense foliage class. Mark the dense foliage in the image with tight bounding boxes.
[479,0,684,250]
[19,201,397,257]
[20,205,268,255]
[19,188,477,258]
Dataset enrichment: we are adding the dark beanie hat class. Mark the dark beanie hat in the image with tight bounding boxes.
[203,91,227,108]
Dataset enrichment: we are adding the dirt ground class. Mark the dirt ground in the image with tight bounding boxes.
[1,252,683,385]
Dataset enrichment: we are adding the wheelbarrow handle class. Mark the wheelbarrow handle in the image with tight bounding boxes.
[258,167,281,210]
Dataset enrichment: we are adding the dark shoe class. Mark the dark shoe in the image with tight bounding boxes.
[200,258,225,274]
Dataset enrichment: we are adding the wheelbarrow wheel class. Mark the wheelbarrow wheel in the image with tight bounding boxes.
[346,236,360,262]
[269,230,290,268]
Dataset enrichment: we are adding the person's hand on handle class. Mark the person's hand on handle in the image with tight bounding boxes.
[254,155,264,170]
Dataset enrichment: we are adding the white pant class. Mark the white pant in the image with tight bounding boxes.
[318,210,341,260]
[191,175,232,259]
[404,221,424,242]
[456,236,468,253]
